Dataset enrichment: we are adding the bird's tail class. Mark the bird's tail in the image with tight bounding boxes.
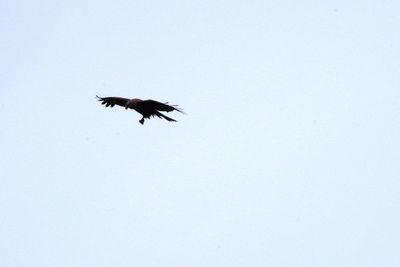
[172,105,186,114]
[154,111,177,122]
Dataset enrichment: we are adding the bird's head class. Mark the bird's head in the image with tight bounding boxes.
[125,98,141,109]
[125,99,133,109]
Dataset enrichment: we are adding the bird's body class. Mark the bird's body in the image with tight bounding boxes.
[96,96,184,124]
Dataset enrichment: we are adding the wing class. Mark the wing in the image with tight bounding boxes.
[96,95,129,108]
[140,99,185,113]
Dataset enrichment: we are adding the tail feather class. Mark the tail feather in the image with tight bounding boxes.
[173,106,185,114]
[154,111,177,122]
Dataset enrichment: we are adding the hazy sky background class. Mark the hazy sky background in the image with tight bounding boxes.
[1,0,400,266]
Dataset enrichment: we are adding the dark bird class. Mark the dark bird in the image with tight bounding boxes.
[96,95,185,125]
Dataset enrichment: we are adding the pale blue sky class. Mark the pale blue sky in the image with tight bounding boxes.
[1,0,400,266]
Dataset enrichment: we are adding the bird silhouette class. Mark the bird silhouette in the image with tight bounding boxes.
[96,95,185,125]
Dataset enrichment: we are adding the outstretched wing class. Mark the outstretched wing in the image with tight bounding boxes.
[141,99,185,113]
[96,95,129,108]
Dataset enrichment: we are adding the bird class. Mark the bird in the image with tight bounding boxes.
[96,95,185,125]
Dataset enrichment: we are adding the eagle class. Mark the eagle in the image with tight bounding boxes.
[96,95,185,124]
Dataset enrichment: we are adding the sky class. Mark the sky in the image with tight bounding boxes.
[1,0,400,266]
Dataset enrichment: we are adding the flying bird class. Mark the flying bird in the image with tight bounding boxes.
[96,95,185,125]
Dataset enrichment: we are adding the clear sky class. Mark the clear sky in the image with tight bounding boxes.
[1,0,400,266]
